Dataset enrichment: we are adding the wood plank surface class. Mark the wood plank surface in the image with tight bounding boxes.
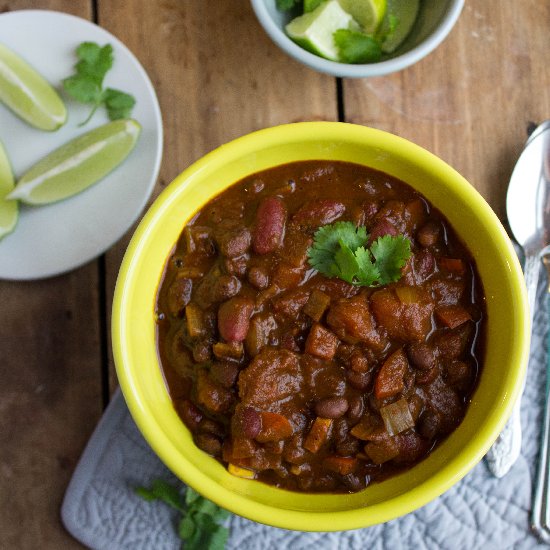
[0,0,549,548]
[0,2,98,549]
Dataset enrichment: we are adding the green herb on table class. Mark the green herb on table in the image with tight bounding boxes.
[307,221,411,286]
[62,42,136,126]
[136,480,230,550]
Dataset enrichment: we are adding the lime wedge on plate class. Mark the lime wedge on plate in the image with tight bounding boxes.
[0,141,17,239]
[379,0,420,53]
[0,43,67,131]
[286,0,360,61]
[338,0,386,34]
[7,119,141,205]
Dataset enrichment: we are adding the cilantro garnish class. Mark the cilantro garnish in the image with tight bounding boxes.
[62,42,136,126]
[333,29,382,64]
[307,221,411,286]
[136,480,230,550]
[276,0,302,11]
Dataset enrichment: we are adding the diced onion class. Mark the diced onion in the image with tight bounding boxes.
[380,398,414,435]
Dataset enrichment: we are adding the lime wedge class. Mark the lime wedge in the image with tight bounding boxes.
[379,0,420,53]
[286,0,360,62]
[0,43,67,131]
[0,141,17,239]
[6,119,141,205]
[303,0,323,12]
[338,0,387,34]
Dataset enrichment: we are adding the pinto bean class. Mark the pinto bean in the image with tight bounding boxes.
[218,226,251,257]
[347,395,364,424]
[194,432,222,456]
[292,199,345,229]
[167,277,193,317]
[218,296,254,342]
[407,342,437,370]
[252,196,286,254]
[315,397,349,419]
[178,399,203,431]
[368,219,399,244]
[247,266,270,289]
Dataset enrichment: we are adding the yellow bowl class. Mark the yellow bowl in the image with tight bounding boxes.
[113,122,529,531]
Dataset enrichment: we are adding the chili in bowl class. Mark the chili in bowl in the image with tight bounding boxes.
[113,122,529,530]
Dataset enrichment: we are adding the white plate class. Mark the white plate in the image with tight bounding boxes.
[0,10,163,280]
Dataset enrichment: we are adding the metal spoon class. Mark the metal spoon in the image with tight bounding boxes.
[484,120,550,538]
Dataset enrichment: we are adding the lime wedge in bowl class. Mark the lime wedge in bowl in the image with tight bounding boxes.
[7,119,141,205]
[338,0,386,34]
[286,0,360,61]
[0,43,67,131]
[379,0,420,53]
[0,141,17,239]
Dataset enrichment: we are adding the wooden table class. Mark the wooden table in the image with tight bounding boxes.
[0,1,548,547]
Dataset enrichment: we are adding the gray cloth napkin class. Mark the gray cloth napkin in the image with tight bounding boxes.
[61,281,549,549]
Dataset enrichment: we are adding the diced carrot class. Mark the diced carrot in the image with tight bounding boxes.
[304,323,340,360]
[272,263,304,290]
[374,348,408,399]
[323,456,358,475]
[303,289,331,322]
[255,411,293,443]
[435,305,472,329]
[439,258,466,274]
[303,417,333,453]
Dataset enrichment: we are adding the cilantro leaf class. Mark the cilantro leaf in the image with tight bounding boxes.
[333,29,382,64]
[354,246,380,286]
[276,0,302,11]
[307,221,411,287]
[331,240,360,283]
[134,479,185,512]
[136,481,230,549]
[307,221,368,275]
[371,234,412,284]
[62,42,136,125]
[104,88,136,120]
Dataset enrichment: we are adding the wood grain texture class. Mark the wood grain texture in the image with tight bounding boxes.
[96,0,338,393]
[0,2,98,549]
[343,1,550,220]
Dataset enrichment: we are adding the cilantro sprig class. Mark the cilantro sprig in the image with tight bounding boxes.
[307,221,411,286]
[136,480,230,550]
[62,42,136,126]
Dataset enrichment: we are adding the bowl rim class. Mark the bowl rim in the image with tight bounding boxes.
[113,121,529,531]
[249,0,465,78]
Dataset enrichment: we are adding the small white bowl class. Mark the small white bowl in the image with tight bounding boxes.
[250,0,464,78]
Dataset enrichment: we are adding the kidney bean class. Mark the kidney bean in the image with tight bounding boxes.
[252,196,286,254]
[218,296,254,342]
[240,407,262,439]
[368,219,399,244]
[314,396,349,419]
[194,432,222,456]
[292,199,345,229]
[418,410,442,439]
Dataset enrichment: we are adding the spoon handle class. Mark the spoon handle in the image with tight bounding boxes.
[531,257,550,542]
[486,252,539,477]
